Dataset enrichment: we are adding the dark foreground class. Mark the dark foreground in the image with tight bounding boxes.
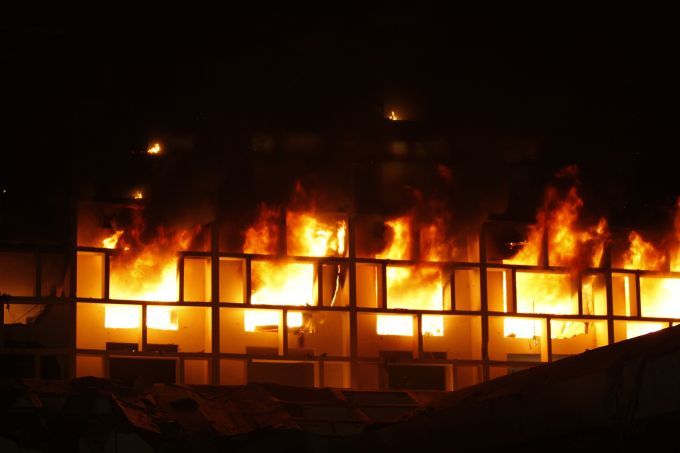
[3,326,680,452]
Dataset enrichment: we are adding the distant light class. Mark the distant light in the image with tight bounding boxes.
[1,188,6,194]
[147,143,161,155]
[388,111,399,121]
[133,190,144,200]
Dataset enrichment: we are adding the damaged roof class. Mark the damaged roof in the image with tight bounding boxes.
[5,325,680,450]
[0,377,441,451]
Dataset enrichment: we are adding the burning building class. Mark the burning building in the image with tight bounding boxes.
[2,163,680,392]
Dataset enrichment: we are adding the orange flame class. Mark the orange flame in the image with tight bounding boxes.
[502,179,607,340]
[243,205,280,255]
[99,212,200,331]
[286,212,346,257]
[105,226,199,302]
[671,197,680,272]
[376,216,444,336]
[505,186,607,268]
[622,229,679,328]
[147,143,161,155]
[420,218,456,262]
[623,231,666,271]
[104,305,140,329]
[377,217,411,261]
[244,208,346,331]
[102,230,124,249]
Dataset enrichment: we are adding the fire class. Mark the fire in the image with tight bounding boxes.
[377,217,411,261]
[104,304,140,329]
[388,111,399,121]
[420,219,456,262]
[147,143,161,155]
[671,197,680,272]
[102,303,181,333]
[504,186,607,268]
[102,230,123,249]
[638,277,680,318]
[99,211,200,332]
[286,212,346,257]
[243,205,280,255]
[244,310,304,332]
[105,225,197,302]
[376,315,412,336]
[623,231,665,271]
[251,261,315,306]
[502,178,606,340]
[376,216,444,336]
[133,190,144,200]
[622,228,680,325]
[587,218,608,269]
[147,306,179,331]
[244,208,346,331]
[626,322,667,339]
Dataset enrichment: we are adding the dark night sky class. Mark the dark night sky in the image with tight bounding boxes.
[1,10,679,242]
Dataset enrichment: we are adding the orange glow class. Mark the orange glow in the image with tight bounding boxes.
[626,321,666,339]
[621,231,680,319]
[420,218,456,262]
[147,143,161,155]
[502,179,605,339]
[588,218,608,268]
[504,186,607,268]
[376,315,412,336]
[251,261,315,306]
[104,305,179,332]
[377,315,445,336]
[671,197,680,272]
[243,205,280,255]
[376,216,444,336]
[504,317,543,339]
[100,212,200,302]
[98,208,199,331]
[104,305,140,329]
[244,209,346,331]
[243,310,304,332]
[147,306,179,331]
[623,231,665,271]
[388,111,399,121]
[133,190,144,200]
[107,231,194,302]
[286,212,346,257]
[638,277,680,318]
[102,230,123,249]
[377,217,411,260]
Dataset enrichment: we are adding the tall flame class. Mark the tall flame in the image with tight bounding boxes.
[105,226,198,302]
[100,213,201,331]
[671,197,680,272]
[286,212,346,257]
[420,218,456,262]
[502,179,606,340]
[244,208,346,331]
[376,216,444,336]
[623,231,666,271]
[504,186,607,268]
[622,227,680,331]
[243,205,280,255]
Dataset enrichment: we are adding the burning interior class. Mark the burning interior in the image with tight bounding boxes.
[2,178,680,391]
